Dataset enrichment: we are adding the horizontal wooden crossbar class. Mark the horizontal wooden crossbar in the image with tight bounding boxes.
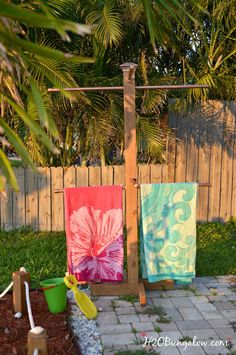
[91,282,140,296]
[48,84,208,93]
[54,183,211,193]
[90,279,175,305]
[48,86,123,92]
[142,279,174,291]
[91,281,146,305]
[137,85,208,90]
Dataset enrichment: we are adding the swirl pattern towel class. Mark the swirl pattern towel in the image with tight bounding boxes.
[140,183,197,284]
[64,186,124,282]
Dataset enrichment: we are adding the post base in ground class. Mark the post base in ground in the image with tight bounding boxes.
[27,328,47,355]
[12,271,30,315]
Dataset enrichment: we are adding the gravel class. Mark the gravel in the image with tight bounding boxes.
[67,286,103,355]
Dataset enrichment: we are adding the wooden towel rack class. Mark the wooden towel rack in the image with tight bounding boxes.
[49,62,209,305]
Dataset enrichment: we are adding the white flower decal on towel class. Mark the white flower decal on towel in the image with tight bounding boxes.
[68,206,123,281]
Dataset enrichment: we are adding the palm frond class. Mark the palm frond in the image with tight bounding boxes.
[137,114,173,163]
[0,1,91,41]
[86,0,123,48]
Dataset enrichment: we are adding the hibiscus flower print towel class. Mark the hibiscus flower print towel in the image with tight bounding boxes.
[64,185,124,282]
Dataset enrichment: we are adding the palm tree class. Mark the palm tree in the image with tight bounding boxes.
[156,0,235,107]
[0,0,93,190]
[2,0,234,175]
[32,0,184,167]
[48,0,231,167]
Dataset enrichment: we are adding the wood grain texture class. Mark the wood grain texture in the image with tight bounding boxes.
[51,167,64,231]
[91,282,140,296]
[114,165,125,223]
[25,169,38,230]
[12,271,30,315]
[150,164,162,183]
[138,165,151,220]
[76,167,88,187]
[138,165,151,184]
[121,63,139,285]
[38,167,51,231]
[101,165,113,185]
[64,166,76,188]
[219,102,235,221]
[27,329,47,355]
[12,167,25,229]
[0,183,13,230]
[143,279,174,290]
[167,107,176,183]
[174,111,187,183]
[185,105,199,182]
[208,101,224,221]
[88,166,101,186]
[197,102,211,221]
[230,102,236,218]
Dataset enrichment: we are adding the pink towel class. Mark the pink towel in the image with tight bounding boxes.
[64,185,124,282]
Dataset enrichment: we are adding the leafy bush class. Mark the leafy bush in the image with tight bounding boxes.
[196,219,236,276]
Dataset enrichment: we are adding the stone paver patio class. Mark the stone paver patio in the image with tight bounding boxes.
[94,276,236,354]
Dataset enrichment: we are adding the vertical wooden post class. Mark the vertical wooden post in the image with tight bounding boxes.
[12,270,30,315]
[27,328,47,355]
[120,63,138,285]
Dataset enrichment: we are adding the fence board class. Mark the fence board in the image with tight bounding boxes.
[168,107,176,183]
[114,165,125,185]
[138,165,150,184]
[219,102,234,221]
[12,167,25,229]
[38,167,51,231]
[114,165,125,223]
[162,164,169,182]
[197,102,211,221]
[150,164,162,183]
[208,101,224,221]
[102,166,113,185]
[64,166,76,188]
[25,169,38,229]
[230,102,236,217]
[89,166,101,186]
[174,112,187,182]
[1,184,13,230]
[175,141,186,182]
[138,165,151,219]
[186,105,199,182]
[51,167,64,231]
[76,167,88,187]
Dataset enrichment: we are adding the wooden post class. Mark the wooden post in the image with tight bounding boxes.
[27,328,47,355]
[120,62,139,285]
[12,270,30,315]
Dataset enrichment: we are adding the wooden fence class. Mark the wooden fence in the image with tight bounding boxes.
[169,100,236,223]
[0,100,235,230]
[0,164,167,231]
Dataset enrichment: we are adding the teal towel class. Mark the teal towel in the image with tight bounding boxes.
[140,183,197,284]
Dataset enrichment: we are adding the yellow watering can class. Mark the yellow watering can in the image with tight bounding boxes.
[64,275,97,319]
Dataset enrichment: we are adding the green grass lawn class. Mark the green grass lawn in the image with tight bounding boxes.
[0,229,67,291]
[0,219,236,292]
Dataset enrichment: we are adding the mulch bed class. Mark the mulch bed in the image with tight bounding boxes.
[0,291,78,355]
